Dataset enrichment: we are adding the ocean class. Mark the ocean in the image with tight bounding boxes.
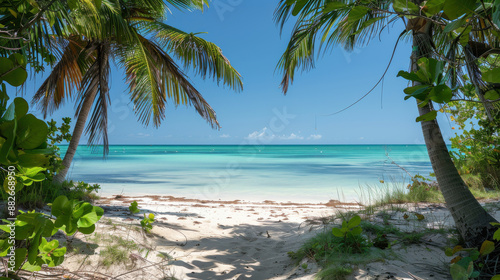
[59,145,434,203]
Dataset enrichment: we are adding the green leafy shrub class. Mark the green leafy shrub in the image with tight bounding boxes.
[129,201,140,214]
[45,118,72,181]
[397,57,453,122]
[331,215,367,254]
[445,85,500,191]
[446,222,500,280]
[0,195,103,272]
[0,96,50,193]
[292,215,370,263]
[140,213,155,233]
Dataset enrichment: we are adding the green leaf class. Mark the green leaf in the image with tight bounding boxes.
[22,167,46,177]
[292,0,307,16]
[469,249,480,261]
[22,260,41,271]
[18,153,49,168]
[2,68,27,87]
[397,70,425,82]
[456,256,472,269]
[443,17,467,33]
[14,248,27,271]
[332,228,344,237]
[445,247,453,256]
[491,275,500,280]
[1,100,15,121]
[450,263,469,280]
[416,110,437,122]
[129,200,140,214]
[347,215,361,229]
[78,224,95,234]
[9,53,27,67]
[72,202,93,219]
[77,211,98,228]
[485,90,500,100]
[348,6,369,23]
[494,0,500,28]
[323,1,347,13]
[39,238,58,253]
[28,230,42,263]
[443,0,476,20]
[16,114,49,149]
[350,226,362,236]
[0,57,14,76]
[404,85,431,100]
[429,84,452,103]
[3,177,24,193]
[0,119,16,164]
[482,67,500,83]
[393,0,419,13]
[13,97,28,119]
[479,240,495,256]
[424,0,445,15]
[493,229,500,241]
[51,196,71,217]
[93,206,104,219]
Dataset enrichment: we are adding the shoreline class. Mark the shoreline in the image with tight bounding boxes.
[98,194,364,209]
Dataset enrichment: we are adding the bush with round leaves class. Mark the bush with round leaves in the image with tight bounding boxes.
[0,196,103,272]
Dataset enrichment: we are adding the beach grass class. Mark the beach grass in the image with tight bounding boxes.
[288,173,500,280]
[356,174,500,209]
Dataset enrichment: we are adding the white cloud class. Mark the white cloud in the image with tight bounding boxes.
[220,134,230,138]
[280,133,304,140]
[136,132,151,137]
[307,134,322,140]
[359,137,365,140]
[246,127,275,141]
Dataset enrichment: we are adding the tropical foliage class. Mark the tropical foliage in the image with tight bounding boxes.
[275,0,499,248]
[33,0,243,135]
[15,0,244,183]
[0,1,104,276]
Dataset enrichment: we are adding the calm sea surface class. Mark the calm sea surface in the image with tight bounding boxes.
[59,145,435,203]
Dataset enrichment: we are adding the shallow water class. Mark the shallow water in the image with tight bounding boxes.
[60,145,434,203]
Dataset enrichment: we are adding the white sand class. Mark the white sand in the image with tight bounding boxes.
[48,195,500,280]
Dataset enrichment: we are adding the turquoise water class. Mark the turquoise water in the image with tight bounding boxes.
[60,145,434,203]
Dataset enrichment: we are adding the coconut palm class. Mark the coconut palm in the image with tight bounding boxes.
[31,0,243,184]
[274,0,497,246]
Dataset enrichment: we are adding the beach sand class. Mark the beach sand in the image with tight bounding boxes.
[49,195,500,280]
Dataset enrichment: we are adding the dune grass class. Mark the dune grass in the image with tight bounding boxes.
[290,173,500,279]
[356,174,500,208]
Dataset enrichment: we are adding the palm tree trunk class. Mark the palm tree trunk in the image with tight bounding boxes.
[412,31,497,247]
[53,90,97,184]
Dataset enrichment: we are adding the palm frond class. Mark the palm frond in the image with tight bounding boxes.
[138,21,243,91]
[116,34,219,128]
[76,42,111,153]
[277,22,318,93]
[275,0,394,93]
[32,37,87,117]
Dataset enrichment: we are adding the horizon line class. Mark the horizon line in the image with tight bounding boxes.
[58,143,434,146]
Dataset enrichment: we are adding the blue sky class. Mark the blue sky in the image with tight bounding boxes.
[24,0,456,145]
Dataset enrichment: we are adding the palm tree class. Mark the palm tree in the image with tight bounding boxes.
[31,0,243,184]
[274,0,496,246]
